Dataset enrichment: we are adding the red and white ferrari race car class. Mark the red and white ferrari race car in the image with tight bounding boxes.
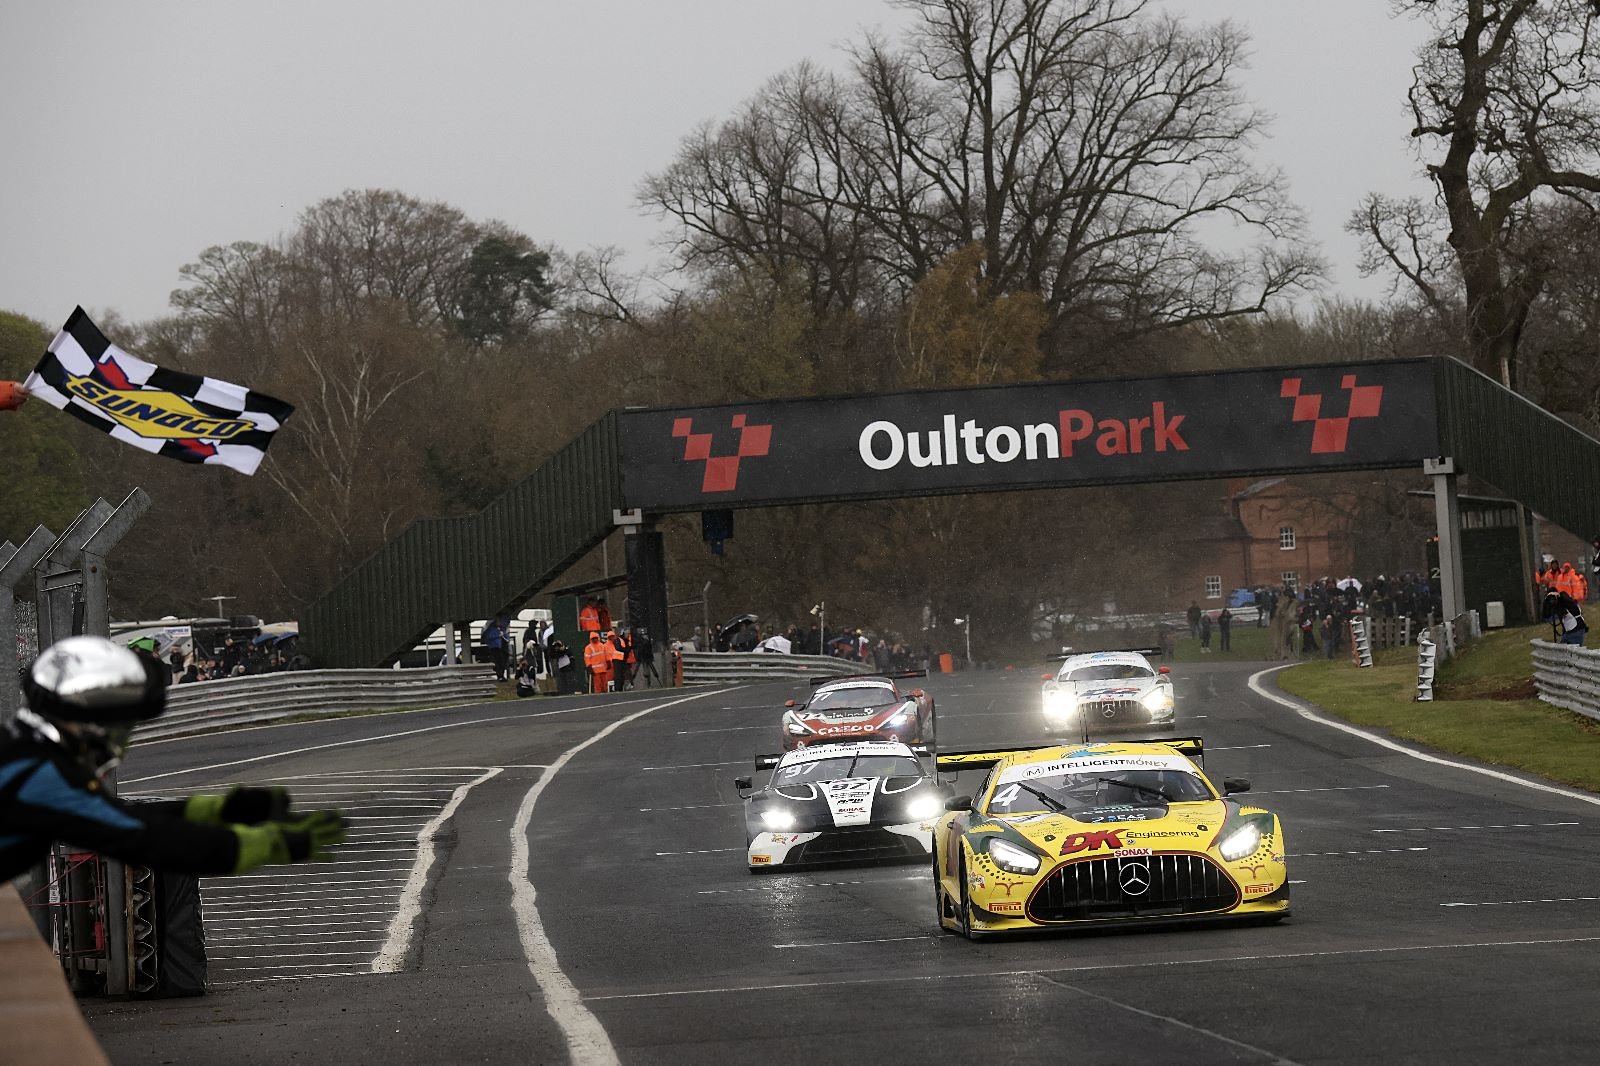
[779,673,936,751]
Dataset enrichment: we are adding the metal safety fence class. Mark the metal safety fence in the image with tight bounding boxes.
[132,664,499,741]
[1531,639,1600,722]
[680,652,873,686]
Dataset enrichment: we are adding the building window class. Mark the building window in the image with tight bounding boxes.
[1204,575,1222,599]
[1279,526,1296,550]
[1282,571,1298,592]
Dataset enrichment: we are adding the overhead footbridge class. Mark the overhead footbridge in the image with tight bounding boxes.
[299,357,1600,667]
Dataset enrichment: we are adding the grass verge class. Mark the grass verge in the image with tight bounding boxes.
[1276,623,1600,793]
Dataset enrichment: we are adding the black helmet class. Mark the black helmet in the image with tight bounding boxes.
[23,635,167,725]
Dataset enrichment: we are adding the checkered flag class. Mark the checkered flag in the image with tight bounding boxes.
[23,307,293,475]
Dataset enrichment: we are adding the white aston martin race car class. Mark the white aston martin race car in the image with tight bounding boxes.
[735,740,945,872]
[1040,648,1176,735]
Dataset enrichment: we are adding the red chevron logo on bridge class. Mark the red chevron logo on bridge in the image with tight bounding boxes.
[1280,375,1384,453]
[671,413,773,492]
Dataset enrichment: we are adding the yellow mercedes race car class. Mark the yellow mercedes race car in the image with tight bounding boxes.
[932,738,1287,938]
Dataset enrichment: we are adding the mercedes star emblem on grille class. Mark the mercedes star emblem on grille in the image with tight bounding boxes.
[1101,706,1117,718]
[1118,861,1151,895]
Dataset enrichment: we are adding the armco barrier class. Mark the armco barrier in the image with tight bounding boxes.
[0,884,110,1065]
[681,652,873,685]
[132,665,498,741]
[1531,639,1600,722]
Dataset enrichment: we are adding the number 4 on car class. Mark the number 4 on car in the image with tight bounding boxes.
[931,737,1287,939]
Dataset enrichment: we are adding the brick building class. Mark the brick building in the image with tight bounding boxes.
[1172,478,1355,607]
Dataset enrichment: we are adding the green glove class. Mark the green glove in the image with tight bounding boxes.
[185,786,293,826]
[229,811,348,873]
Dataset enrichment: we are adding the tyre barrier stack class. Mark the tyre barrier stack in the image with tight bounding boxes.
[1349,616,1374,668]
[1416,632,1437,702]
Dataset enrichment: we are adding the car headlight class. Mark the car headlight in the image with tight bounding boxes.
[1043,691,1077,717]
[783,712,814,736]
[762,808,798,831]
[884,705,914,726]
[986,838,1042,875]
[905,794,941,821]
[1218,824,1261,861]
[1141,687,1174,712]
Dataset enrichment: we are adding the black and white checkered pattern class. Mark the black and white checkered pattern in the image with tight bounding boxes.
[23,307,293,475]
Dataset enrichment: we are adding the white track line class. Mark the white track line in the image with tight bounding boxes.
[1442,897,1600,908]
[640,760,747,770]
[639,803,739,812]
[1247,666,1600,807]
[1034,972,1302,1066]
[1289,848,1428,857]
[371,767,503,972]
[1252,785,1391,795]
[510,689,722,1066]
[655,848,741,856]
[584,935,1600,1002]
[1371,822,1578,833]
[774,935,937,949]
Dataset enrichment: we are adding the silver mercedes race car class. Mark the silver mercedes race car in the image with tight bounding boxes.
[1041,648,1176,734]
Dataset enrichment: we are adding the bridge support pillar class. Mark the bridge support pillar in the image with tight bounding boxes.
[1426,457,1466,624]
[621,513,670,685]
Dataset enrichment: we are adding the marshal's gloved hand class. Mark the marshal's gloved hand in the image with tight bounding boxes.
[184,786,293,826]
[229,810,348,873]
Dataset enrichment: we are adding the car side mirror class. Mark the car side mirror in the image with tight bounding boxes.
[945,795,973,812]
[734,776,753,794]
[1223,777,1250,795]
[784,699,795,708]
[1158,665,1171,675]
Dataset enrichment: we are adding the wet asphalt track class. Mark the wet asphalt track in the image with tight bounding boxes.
[82,662,1600,1065]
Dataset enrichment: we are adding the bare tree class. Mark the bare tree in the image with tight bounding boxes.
[641,0,1319,374]
[1356,0,1600,387]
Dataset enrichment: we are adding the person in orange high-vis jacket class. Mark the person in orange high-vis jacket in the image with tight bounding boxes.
[578,598,601,635]
[583,631,611,693]
[613,629,635,690]
[1576,569,1590,602]
[0,381,26,411]
[1556,563,1580,600]
[606,630,628,690]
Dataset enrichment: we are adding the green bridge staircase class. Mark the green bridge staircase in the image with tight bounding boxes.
[1435,359,1600,547]
[299,413,623,668]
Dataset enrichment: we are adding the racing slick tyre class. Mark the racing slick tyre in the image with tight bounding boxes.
[935,849,956,934]
[956,853,979,940]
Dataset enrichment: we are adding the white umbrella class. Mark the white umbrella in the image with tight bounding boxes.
[756,635,792,654]
[1336,577,1363,591]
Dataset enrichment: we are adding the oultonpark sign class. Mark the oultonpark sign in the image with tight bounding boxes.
[617,360,1440,511]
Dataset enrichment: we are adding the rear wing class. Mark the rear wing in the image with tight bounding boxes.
[933,736,1205,772]
[933,746,1057,772]
[756,743,931,771]
[808,668,926,686]
[1048,645,1163,661]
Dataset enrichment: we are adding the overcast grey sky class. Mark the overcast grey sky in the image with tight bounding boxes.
[0,1,1435,330]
